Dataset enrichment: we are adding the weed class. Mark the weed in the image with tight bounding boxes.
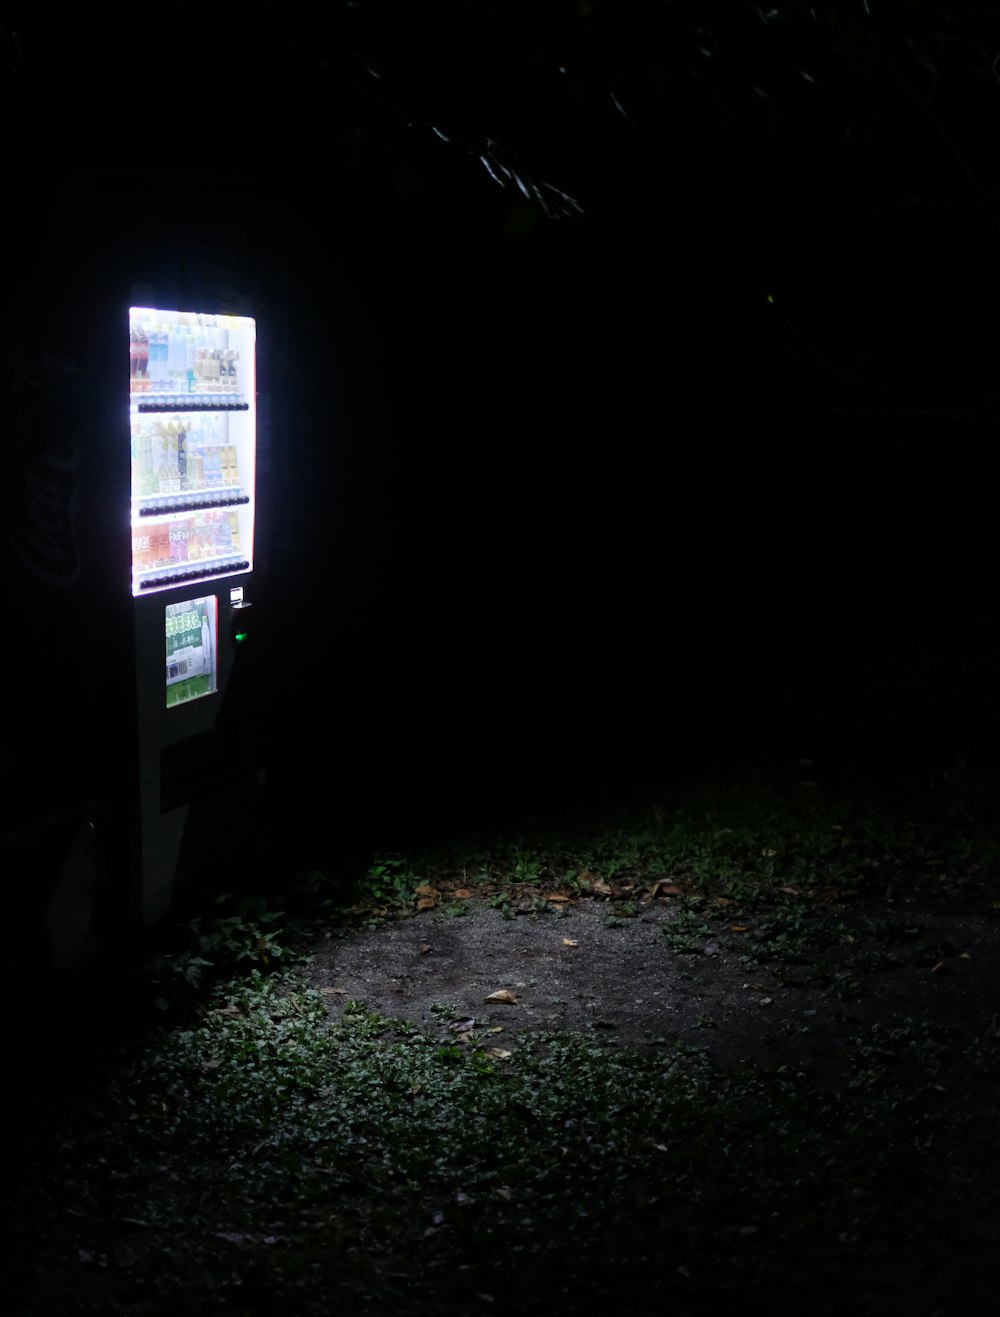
[359,854,418,906]
[430,1001,460,1021]
[662,903,714,954]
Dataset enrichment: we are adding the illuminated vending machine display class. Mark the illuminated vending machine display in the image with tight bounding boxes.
[130,307,258,923]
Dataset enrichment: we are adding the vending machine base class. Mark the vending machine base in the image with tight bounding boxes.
[132,577,268,926]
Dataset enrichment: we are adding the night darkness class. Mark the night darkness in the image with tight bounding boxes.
[6,0,1000,893]
[8,6,1000,1314]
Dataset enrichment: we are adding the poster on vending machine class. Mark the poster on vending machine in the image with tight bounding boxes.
[164,596,218,706]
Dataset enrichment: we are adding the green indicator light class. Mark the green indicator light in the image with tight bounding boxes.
[235,631,248,645]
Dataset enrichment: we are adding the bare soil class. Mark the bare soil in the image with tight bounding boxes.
[305,894,1000,1075]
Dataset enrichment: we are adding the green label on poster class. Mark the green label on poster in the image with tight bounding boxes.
[165,596,217,706]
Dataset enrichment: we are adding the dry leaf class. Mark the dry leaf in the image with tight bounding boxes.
[589,878,613,896]
[562,938,579,947]
[414,883,437,897]
[453,888,472,899]
[486,1026,505,1034]
[487,1048,512,1060]
[448,1019,477,1033]
[649,880,682,896]
[416,897,436,911]
[319,986,348,995]
[729,925,748,933]
[545,893,570,902]
[779,885,802,895]
[485,989,519,1004]
[959,952,971,960]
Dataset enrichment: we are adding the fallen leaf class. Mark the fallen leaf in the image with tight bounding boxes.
[320,986,348,995]
[414,884,437,897]
[545,893,570,902]
[486,1026,505,1034]
[487,1048,512,1060]
[762,848,778,858]
[416,897,436,911]
[959,952,971,960]
[930,960,944,973]
[653,1143,669,1152]
[729,925,748,933]
[453,888,472,899]
[579,871,612,895]
[649,881,683,896]
[779,885,802,895]
[485,989,519,1004]
[562,938,579,947]
[448,1018,477,1033]
[758,997,774,1006]
[714,897,731,906]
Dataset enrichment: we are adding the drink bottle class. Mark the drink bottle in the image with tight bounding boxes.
[153,326,167,386]
[136,323,149,391]
[129,323,140,392]
[150,421,166,489]
[200,610,212,676]
[176,419,188,487]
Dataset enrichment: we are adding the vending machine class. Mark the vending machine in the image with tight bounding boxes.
[129,306,263,924]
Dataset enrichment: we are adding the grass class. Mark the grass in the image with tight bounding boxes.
[13,981,1000,1316]
[9,755,1000,1316]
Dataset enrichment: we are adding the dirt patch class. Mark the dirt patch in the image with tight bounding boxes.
[305,896,1000,1074]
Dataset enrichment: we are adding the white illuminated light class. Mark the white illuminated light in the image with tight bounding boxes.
[230,586,244,605]
[129,307,256,596]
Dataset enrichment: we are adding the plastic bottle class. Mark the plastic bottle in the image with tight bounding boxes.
[153,326,168,386]
[200,610,212,675]
[150,421,166,489]
[136,323,149,392]
[186,333,198,394]
[129,323,140,393]
[176,418,188,488]
[139,424,156,496]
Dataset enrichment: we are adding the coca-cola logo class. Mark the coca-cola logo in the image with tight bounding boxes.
[7,346,82,588]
